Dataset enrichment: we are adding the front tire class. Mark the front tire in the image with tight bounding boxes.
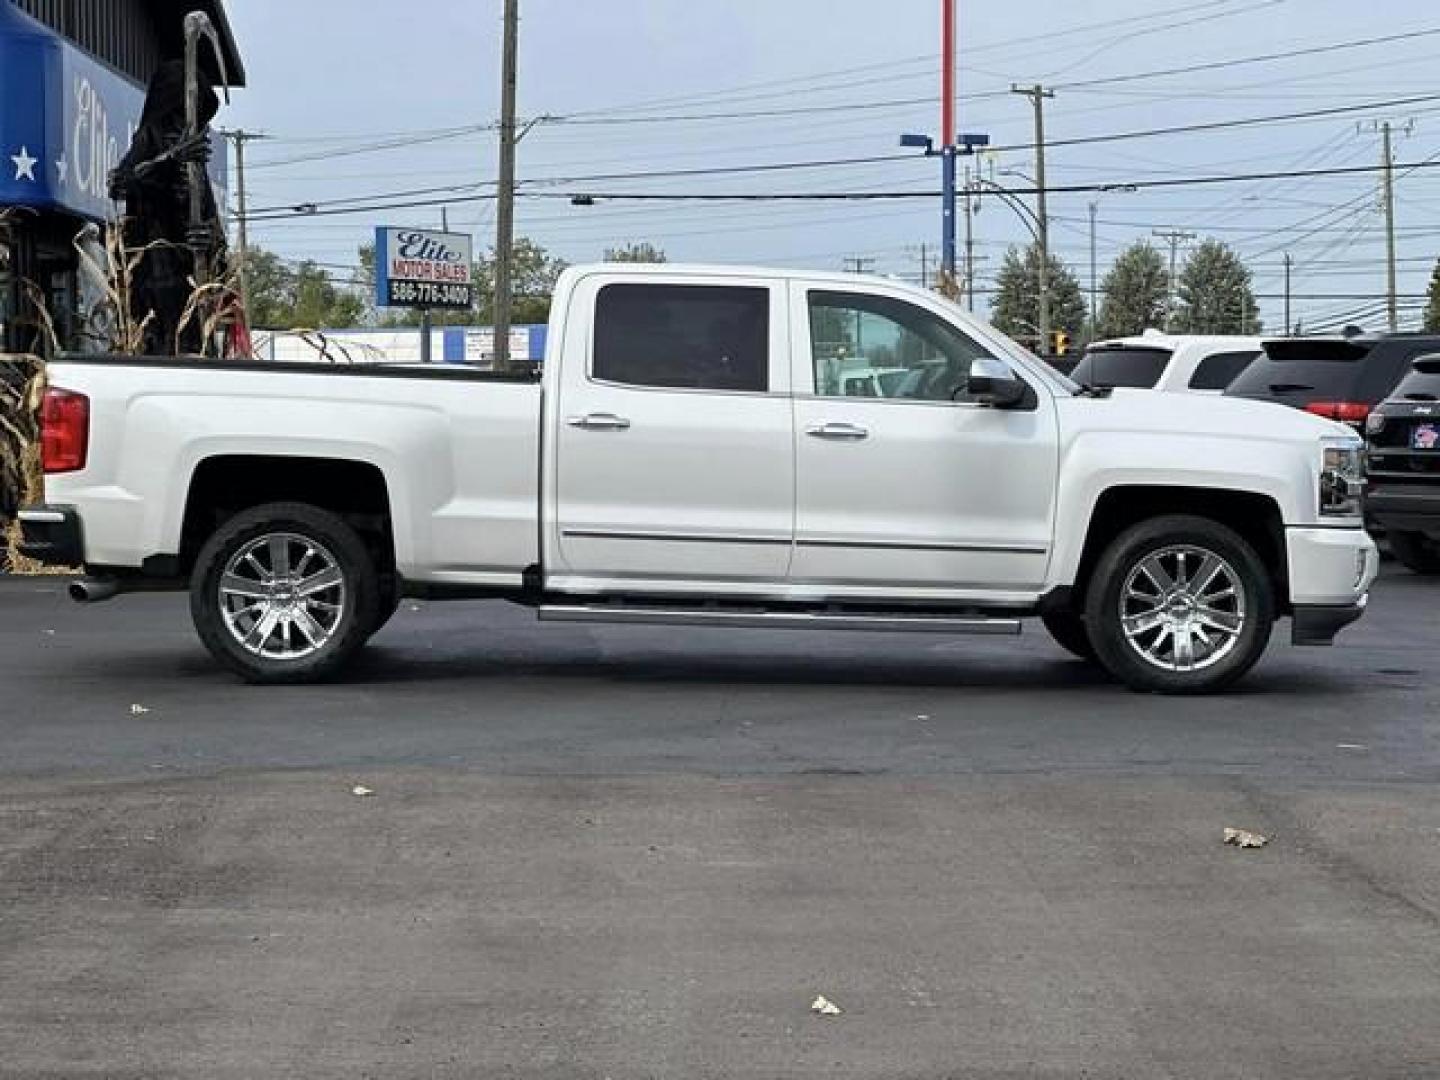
[190,502,380,684]
[1388,530,1440,575]
[1084,515,1275,694]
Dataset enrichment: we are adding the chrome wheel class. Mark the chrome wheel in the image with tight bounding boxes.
[1119,545,1246,672]
[218,533,347,660]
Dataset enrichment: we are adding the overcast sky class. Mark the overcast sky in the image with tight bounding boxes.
[223,0,1440,332]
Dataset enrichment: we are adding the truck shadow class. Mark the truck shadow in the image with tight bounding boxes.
[336,640,1365,698]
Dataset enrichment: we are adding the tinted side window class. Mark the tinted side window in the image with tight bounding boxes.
[1072,347,1171,389]
[1188,350,1259,391]
[594,284,769,392]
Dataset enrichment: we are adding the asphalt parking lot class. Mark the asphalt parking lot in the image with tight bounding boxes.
[2,569,1439,1078]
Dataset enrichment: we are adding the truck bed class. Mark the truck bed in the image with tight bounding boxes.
[42,355,545,587]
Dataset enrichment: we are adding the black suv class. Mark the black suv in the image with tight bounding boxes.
[1365,354,1440,574]
[1225,332,1440,428]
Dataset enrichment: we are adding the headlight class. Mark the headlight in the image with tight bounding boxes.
[1320,439,1365,517]
[1365,411,1386,436]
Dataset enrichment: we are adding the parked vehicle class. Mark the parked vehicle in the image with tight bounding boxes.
[20,264,1377,694]
[1364,354,1440,574]
[835,366,910,399]
[1073,332,1263,394]
[1225,332,1440,428]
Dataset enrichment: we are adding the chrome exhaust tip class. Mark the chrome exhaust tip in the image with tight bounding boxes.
[69,578,121,604]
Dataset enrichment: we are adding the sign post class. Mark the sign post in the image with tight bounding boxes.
[374,227,475,363]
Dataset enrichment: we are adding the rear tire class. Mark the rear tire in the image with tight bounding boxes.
[1388,530,1440,575]
[1084,515,1275,695]
[190,502,380,684]
[1041,610,1097,662]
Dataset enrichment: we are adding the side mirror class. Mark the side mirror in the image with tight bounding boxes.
[963,356,1027,408]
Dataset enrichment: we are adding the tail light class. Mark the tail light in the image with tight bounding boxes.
[1304,401,1371,426]
[40,388,89,474]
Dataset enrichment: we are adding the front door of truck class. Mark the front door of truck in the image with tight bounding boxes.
[789,284,1059,594]
[550,274,794,586]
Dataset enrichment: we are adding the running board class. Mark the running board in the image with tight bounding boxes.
[537,605,1022,635]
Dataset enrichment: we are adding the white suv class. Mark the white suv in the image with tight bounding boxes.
[1073,331,1263,394]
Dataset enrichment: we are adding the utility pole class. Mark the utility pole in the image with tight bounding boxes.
[1012,84,1054,352]
[493,0,520,371]
[220,129,265,318]
[842,257,876,354]
[1283,252,1293,335]
[963,165,976,310]
[1153,228,1196,328]
[1088,200,1099,338]
[1381,120,1398,333]
[912,244,931,289]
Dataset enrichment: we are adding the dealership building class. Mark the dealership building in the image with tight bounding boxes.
[0,0,244,353]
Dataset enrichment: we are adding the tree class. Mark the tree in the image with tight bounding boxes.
[1097,242,1169,339]
[1173,239,1261,334]
[989,243,1087,346]
[1424,258,1440,332]
[604,242,667,264]
[242,248,365,329]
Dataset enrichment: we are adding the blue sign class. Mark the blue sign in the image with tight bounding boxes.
[375,226,475,310]
[0,4,226,221]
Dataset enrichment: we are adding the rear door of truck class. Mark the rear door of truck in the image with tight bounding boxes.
[548,270,795,583]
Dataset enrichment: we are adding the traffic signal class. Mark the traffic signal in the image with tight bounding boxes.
[1051,331,1071,356]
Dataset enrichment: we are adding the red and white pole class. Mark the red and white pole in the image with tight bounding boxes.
[941,0,956,148]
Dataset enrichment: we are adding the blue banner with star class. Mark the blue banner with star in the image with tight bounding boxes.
[0,4,225,222]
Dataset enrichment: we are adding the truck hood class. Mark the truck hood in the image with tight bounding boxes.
[1056,387,1359,447]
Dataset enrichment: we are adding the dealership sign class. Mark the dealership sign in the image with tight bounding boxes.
[375,227,475,311]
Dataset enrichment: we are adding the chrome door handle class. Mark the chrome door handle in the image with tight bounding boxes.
[806,422,869,440]
[567,413,632,431]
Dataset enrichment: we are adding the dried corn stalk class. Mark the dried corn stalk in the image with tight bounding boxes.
[0,352,46,571]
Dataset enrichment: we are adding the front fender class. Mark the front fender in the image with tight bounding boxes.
[1049,429,1312,589]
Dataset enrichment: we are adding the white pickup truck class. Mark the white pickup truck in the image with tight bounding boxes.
[20,264,1377,693]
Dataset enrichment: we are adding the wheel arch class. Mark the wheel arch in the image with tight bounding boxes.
[178,455,396,580]
[1068,486,1289,613]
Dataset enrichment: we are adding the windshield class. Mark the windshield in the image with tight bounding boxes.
[1072,346,1172,389]
[1226,339,1371,402]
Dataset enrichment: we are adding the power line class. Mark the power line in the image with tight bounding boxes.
[1051,25,1440,92]
[236,156,1440,224]
[235,92,1440,221]
[552,26,1440,129]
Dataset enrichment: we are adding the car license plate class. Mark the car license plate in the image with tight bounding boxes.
[1413,422,1440,450]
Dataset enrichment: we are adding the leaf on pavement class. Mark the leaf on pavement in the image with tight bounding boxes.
[1223,827,1268,849]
